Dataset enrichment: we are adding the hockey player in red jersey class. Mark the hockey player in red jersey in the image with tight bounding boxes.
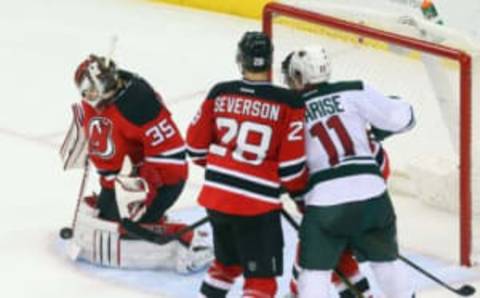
[60,54,212,272]
[187,32,308,298]
[74,55,188,222]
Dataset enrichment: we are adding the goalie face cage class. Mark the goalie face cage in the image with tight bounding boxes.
[263,2,474,266]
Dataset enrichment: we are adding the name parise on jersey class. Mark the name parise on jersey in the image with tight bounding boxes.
[302,81,415,207]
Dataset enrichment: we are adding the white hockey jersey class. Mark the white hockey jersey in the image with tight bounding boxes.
[302,81,415,206]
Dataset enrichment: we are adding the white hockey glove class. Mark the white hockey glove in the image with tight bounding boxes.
[115,157,148,222]
[59,103,88,170]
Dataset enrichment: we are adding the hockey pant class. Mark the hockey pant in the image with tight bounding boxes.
[199,210,284,298]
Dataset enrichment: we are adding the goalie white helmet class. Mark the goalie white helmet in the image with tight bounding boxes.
[74,54,120,108]
[289,45,331,86]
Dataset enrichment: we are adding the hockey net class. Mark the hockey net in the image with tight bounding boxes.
[263,0,480,266]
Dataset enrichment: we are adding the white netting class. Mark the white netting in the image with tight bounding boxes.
[270,0,480,264]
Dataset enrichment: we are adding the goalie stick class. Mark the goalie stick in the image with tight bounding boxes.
[59,35,118,240]
[121,216,210,247]
[59,160,90,240]
[280,209,365,298]
[281,209,476,297]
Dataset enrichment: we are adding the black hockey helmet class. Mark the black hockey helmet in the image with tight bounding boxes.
[281,51,295,87]
[236,31,273,72]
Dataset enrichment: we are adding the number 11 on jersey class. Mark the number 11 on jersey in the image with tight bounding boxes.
[310,115,355,166]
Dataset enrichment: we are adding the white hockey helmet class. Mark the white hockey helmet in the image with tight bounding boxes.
[288,45,331,86]
[74,54,119,108]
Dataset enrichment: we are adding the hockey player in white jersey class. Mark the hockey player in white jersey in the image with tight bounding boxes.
[281,52,389,298]
[286,45,416,298]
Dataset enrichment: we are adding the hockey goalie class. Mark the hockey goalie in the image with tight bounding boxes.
[59,54,213,273]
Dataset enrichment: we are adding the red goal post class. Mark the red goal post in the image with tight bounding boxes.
[262,1,473,266]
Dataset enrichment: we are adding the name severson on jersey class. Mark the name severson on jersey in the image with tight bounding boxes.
[187,80,308,216]
[214,94,281,121]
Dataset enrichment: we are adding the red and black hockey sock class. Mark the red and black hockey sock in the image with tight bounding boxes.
[200,260,242,298]
[335,274,372,298]
[333,251,372,297]
[289,260,301,296]
[243,277,277,298]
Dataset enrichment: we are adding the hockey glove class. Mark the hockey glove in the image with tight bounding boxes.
[370,126,394,142]
[115,175,148,222]
[138,163,163,206]
[114,158,148,222]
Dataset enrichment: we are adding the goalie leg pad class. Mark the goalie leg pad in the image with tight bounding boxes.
[175,228,214,274]
[71,198,196,271]
[71,199,122,267]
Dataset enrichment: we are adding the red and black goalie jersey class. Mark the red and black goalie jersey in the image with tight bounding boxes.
[187,80,308,216]
[78,71,188,189]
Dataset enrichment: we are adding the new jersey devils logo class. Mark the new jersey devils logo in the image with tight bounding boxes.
[88,117,115,159]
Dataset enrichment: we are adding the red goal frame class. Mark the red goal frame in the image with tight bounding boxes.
[262,1,473,266]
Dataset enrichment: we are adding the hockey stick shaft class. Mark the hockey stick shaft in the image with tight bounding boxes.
[280,209,365,298]
[60,160,90,239]
[121,215,210,247]
[283,209,475,296]
[71,161,90,230]
[397,254,475,296]
[105,35,118,67]
[281,208,300,230]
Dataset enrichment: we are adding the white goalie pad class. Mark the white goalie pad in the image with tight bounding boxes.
[174,225,214,274]
[70,198,213,273]
[59,104,88,170]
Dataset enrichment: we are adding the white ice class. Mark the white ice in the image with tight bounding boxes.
[1,0,480,297]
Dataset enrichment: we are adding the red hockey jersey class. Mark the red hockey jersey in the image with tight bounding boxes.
[79,71,188,190]
[187,80,308,216]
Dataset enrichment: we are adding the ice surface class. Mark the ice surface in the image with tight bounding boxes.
[1,0,479,297]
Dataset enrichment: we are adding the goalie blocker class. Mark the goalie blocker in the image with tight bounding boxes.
[67,195,213,274]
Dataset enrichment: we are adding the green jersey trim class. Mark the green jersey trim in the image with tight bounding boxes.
[302,81,364,100]
[341,156,375,163]
[306,163,383,193]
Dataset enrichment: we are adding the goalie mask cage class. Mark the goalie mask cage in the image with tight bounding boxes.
[263,1,480,266]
